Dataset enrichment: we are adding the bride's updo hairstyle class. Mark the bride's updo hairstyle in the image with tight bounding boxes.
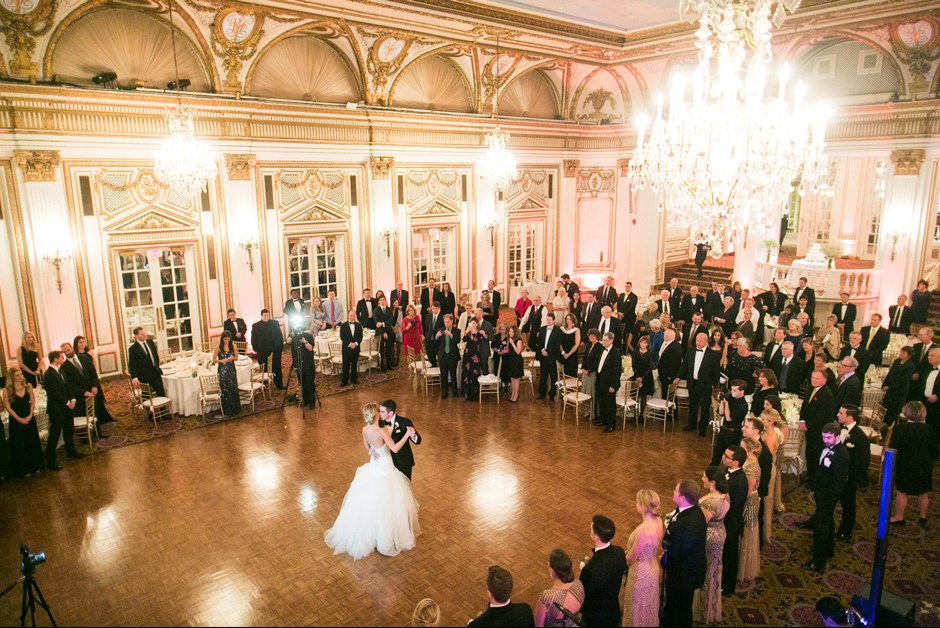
[362,402,379,425]
[636,489,661,517]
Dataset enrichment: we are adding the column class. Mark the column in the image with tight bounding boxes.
[223,154,264,344]
[369,157,398,293]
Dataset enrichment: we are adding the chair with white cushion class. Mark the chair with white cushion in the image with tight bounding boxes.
[73,395,98,445]
[478,361,501,404]
[199,374,221,419]
[138,382,173,428]
[645,382,677,433]
[238,365,265,413]
[558,361,591,426]
[617,379,640,429]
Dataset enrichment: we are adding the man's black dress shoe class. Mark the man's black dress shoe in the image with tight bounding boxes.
[801,561,824,572]
[797,520,814,530]
[835,533,853,542]
[604,427,615,433]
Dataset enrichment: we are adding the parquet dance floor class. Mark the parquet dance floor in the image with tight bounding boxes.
[1,379,938,626]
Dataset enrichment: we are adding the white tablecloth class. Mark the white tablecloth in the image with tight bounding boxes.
[162,353,254,416]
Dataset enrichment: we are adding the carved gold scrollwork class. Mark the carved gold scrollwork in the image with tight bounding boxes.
[890,149,926,175]
[563,159,580,177]
[224,153,256,180]
[211,7,264,94]
[577,167,615,198]
[359,28,438,105]
[370,156,394,178]
[0,0,55,79]
[890,17,940,92]
[616,158,630,177]
[14,149,59,181]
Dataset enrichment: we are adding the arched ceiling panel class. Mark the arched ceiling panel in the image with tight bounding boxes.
[248,35,360,103]
[499,70,559,119]
[390,54,473,113]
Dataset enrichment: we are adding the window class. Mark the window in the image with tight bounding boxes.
[507,222,543,283]
[866,215,880,256]
[412,227,454,295]
[287,235,343,301]
[287,239,312,301]
[815,161,837,242]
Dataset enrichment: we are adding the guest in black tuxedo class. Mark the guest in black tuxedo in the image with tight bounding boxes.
[60,342,106,423]
[423,304,444,367]
[377,400,422,480]
[339,310,362,386]
[655,289,677,320]
[800,369,836,483]
[536,314,562,401]
[128,326,165,397]
[521,296,546,351]
[831,293,857,335]
[373,295,395,371]
[561,273,580,301]
[486,279,502,316]
[581,293,601,336]
[662,479,707,624]
[882,347,916,425]
[251,309,285,389]
[389,281,409,315]
[918,347,940,452]
[706,282,725,321]
[679,332,720,435]
[835,405,870,541]
[579,514,626,627]
[594,333,622,433]
[616,282,638,343]
[763,327,786,373]
[657,329,683,399]
[909,327,936,401]
[354,289,377,330]
[839,332,872,383]
[43,351,80,470]
[777,341,806,394]
[833,356,862,411]
[468,565,534,628]
[595,276,618,308]
[682,312,707,353]
[222,309,247,344]
[888,294,914,335]
[283,288,306,329]
[803,423,849,571]
[859,314,889,366]
[793,277,816,310]
[694,241,710,276]
[722,446,748,595]
[667,277,683,304]
[436,315,460,398]
[595,307,621,347]
[681,285,705,325]
[65,337,114,423]
[420,278,443,323]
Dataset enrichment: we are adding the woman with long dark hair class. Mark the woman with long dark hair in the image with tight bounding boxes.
[212,331,241,417]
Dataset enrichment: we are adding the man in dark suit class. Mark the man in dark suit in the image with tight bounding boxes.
[595,332,622,433]
[694,240,710,276]
[561,273,580,301]
[251,309,285,389]
[595,276,617,308]
[60,341,114,423]
[595,307,621,347]
[419,278,442,323]
[860,314,889,366]
[683,312,707,353]
[579,514,626,627]
[389,280,409,314]
[468,565,534,628]
[283,288,306,326]
[43,350,81,470]
[423,303,444,367]
[536,314,562,401]
[339,309,362,386]
[667,277,683,307]
[223,309,247,344]
[373,295,394,371]
[833,356,862,411]
[679,332,720,435]
[836,405,870,541]
[919,347,940,451]
[655,289,677,320]
[615,282,638,343]
[355,288,377,330]
[803,422,849,572]
[581,292,601,335]
[706,281,725,321]
[486,279,502,316]
[377,400,422,480]
[831,292,857,335]
[800,369,836,483]
[909,326,936,400]
[793,276,816,310]
[436,315,460,398]
[662,480,707,624]
[763,327,786,373]
[681,285,705,324]
[521,296,545,351]
[888,294,914,335]
[777,341,806,394]
[722,446,748,595]
[128,326,165,397]
[839,332,872,383]
[657,329,683,399]
[474,309,495,375]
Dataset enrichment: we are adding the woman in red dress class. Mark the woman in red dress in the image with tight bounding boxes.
[401,304,424,356]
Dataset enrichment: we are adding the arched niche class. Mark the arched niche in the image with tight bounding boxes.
[247,35,361,103]
[570,66,631,124]
[499,69,560,119]
[793,37,903,104]
[48,7,212,91]
[388,53,473,113]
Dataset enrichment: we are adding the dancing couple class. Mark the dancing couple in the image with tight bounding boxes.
[324,399,422,560]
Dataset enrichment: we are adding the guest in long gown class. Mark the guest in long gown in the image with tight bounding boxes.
[580,329,602,419]
[505,326,525,403]
[631,336,654,419]
[492,324,510,387]
[461,320,485,401]
[758,412,781,544]
[439,282,458,320]
[560,314,581,378]
[401,304,424,358]
[737,437,763,585]
[18,331,44,388]
[212,332,241,417]
[891,401,937,527]
[1,368,44,477]
[72,335,115,423]
[750,369,779,417]
[693,466,730,625]
[709,327,728,369]
[534,549,585,628]
[552,287,570,322]
[622,489,664,627]
[882,347,915,425]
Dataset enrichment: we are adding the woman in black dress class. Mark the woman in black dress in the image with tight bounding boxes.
[560,314,581,377]
[213,331,241,417]
[440,282,458,320]
[492,324,510,387]
[580,328,603,419]
[72,335,115,423]
[760,282,787,319]
[569,292,583,325]
[882,347,916,425]
[631,335,655,418]
[18,331,43,388]
[750,369,779,417]
[505,325,525,402]
[461,319,485,401]
[910,279,931,326]
[890,401,937,528]
[2,368,44,477]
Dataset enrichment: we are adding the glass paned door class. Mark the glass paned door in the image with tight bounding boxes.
[118,247,200,354]
[508,222,542,283]
[412,227,455,296]
[286,235,344,302]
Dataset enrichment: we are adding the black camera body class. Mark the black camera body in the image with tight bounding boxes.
[20,545,45,575]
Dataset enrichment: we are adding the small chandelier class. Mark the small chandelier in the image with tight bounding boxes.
[629,0,828,247]
[478,36,518,192]
[153,0,217,197]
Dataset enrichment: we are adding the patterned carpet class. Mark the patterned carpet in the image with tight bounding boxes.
[82,350,406,452]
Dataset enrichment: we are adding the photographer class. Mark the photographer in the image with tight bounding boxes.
[710,380,748,466]
[296,328,317,409]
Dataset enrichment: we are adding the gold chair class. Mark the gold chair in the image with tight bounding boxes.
[198,374,221,419]
[779,427,806,478]
[478,360,501,404]
[860,402,886,441]
[418,350,441,396]
[158,348,172,363]
[139,382,173,428]
[73,395,98,445]
[861,388,886,419]
[252,353,274,400]
[328,340,345,376]
[617,379,640,429]
[237,365,265,412]
[645,382,677,432]
[869,423,895,486]
[358,336,377,378]
[558,362,591,426]
[234,340,248,355]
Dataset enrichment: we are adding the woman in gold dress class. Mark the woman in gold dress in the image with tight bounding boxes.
[694,466,730,625]
[622,489,664,627]
[737,437,763,586]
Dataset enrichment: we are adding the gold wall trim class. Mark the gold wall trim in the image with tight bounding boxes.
[62,163,94,347]
[225,153,256,180]
[891,148,927,176]
[14,150,60,181]
[3,160,40,345]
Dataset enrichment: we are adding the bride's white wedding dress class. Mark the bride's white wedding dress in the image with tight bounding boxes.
[324,444,420,560]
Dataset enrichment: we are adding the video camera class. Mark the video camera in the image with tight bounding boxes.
[19,545,45,575]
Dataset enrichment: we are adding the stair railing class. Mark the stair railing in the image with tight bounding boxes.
[654,234,693,287]
[925,257,940,290]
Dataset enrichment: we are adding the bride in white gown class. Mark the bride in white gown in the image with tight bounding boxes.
[324,403,421,560]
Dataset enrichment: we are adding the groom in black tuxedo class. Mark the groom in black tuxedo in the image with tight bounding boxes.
[378,400,422,480]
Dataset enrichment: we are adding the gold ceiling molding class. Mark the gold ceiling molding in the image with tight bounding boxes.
[0,0,56,79]
[224,153,256,180]
[563,159,579,177]
[577,167,615,198]
[616,157,630,177]
[369,156,394,178]
[890,149,926,176]
[890,15,940,93]
[211,8,265,93]
[14,149,60,181]
[358,28,439,104]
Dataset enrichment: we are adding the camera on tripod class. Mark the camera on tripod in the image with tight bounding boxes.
[1,544,56,626]
[19,546,45,573]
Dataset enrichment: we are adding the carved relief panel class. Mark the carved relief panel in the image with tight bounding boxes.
[272,167,353,224]
[574,167,616,271]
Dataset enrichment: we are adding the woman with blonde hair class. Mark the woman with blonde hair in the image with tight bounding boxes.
[552,287,570,321]
[693,466,730,625]
[1,367,44,477]
[622,489,664,627]
[737,437,763,586]
[815,314,842,360]
[412,598,441,627]
[18,331,44,388]
[324,403,420,559]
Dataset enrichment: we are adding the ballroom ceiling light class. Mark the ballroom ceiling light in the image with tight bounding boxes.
[628,0,828,248]
[478,36,518,193]
[153,0,217,198]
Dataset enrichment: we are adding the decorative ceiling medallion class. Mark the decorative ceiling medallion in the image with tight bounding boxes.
[218,8,261,44]
[890,16,940,92]
[374,34,408,64]
[0,0,54,78]
[0,0,37,15]
[212,7,264,93]
[892,18,937,50]
[490,53,516,77]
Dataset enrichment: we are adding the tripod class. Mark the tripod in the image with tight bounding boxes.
[0,546,56,627]
[282,333,320,416]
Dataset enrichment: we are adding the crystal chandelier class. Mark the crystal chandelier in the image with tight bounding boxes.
[629,0,828,248]
[478,36,518,192]
[153,0,217,197]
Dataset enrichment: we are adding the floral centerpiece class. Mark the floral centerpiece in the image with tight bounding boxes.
[779,393,802,428]
[621,355,634,379]
[865,366,888,388]
[762,238,778,263]
[822,243,842,269]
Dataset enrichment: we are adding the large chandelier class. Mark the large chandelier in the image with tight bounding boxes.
[478,36,518,192]
[629,0,828,247]
[153,0,217,197]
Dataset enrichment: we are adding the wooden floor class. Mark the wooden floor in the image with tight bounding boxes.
[0,379,927,626]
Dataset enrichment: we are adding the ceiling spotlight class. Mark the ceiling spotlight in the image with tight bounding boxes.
[92,71,117,85]
[167,79,191,91]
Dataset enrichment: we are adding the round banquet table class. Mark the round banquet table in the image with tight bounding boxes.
[161,353,254,416]
[314,329,377,374]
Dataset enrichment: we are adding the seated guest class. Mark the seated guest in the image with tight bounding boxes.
[579,515,626,627]
[860,313,890,366]
[355,289,377,330]
[534,549,584,628]
[513,289,532,321]
[911,279,931,326]
[412,598,440,627]
[840,331,872,382]
[339,310,362,387]
[323,290,346,329]
[468,566,534,627]
[251,309,285,389]
[785,319,805,356]
[128,326,164,397]
[832,292,857,334]
[223,308,247,343]
[888,294,914,335]
[815,314,841,361]
[71,335,114,423]
[641,300,660,324]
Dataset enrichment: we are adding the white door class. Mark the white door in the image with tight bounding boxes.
[412,227,456,295]
[286,234,347,303]
[117,246,201,354]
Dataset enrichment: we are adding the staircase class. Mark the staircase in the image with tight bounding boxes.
[654,262,735,295]
[927,290,940,328]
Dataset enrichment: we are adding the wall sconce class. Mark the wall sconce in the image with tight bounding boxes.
[42,247,72,294]
[239,237,259,272]
[379,226,396,258]
[889,231,903,262]
[485,219,499,248]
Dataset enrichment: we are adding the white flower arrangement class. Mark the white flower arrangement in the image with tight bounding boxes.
[621,355,634,379]
[779,393,802,428]
[865,366,888,388]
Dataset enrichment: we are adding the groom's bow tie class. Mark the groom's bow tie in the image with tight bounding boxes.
[378,420,390,427]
